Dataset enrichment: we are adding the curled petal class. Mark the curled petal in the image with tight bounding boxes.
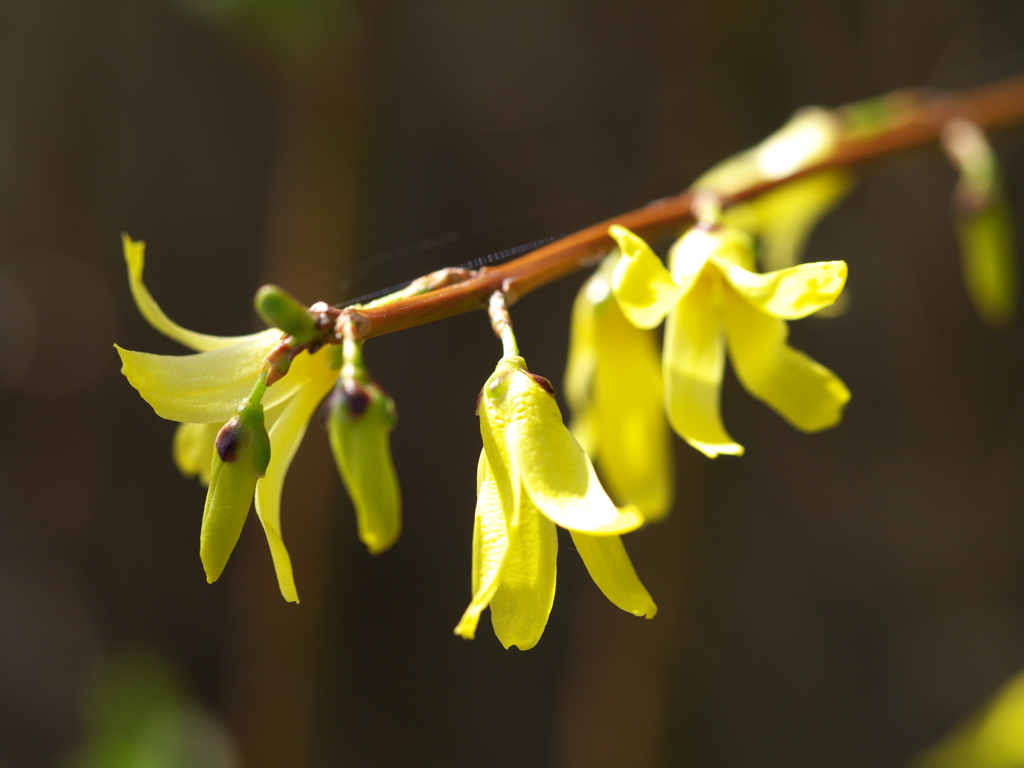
[590,292,674,521]
[116,335,320,424]
[732,171,853,272]
[454,452,510,640]
[172,422,220,486]
[252,349,337,603]
[507,369,643,535]
[489,495,558,651]
[716,259,848,319]
[724,289,850,432]
[609,225,684,329]
[663,275,743,458]
[570,531,657,618]
[122,234,272,352]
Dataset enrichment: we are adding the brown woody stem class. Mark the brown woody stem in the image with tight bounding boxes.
[340,74,1024,342]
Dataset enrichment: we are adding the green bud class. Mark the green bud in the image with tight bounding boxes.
[327,375,401,555]
[200,397,271,583]
[254,284,319,344]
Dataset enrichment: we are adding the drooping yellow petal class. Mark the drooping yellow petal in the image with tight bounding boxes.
[735,171,853,272]
[504,366,643,535]
[252,348,336,603]
[570,531,656,618]
[489,495,558,651]
[454,451,510,640]
[608,225,684,329]
[478,360,523,518]
[723,288,850,432]
[912,668,1024,768]
[715,258,848,319]
[327,380,402,555]
[590,286,674,521]
[172,422,221,486]
[116,333,317,424]
[663,273,744,457]
[564,265,602,418]
[121,234,273,352]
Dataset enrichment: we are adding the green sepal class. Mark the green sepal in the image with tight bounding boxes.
[199,397,271,583]
[254,284,319,344]
[327,376,402,554]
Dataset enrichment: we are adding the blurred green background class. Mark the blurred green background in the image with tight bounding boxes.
[2,1,1024,766]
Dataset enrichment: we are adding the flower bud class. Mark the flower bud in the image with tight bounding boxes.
[254,284,319,344]
[327,376,401,554]
[200,397,271,583]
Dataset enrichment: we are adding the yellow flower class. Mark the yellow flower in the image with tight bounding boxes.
[609,224,850,458]
[454,354,655,650]
[692,106,853,275]
[564,254,674,521]
[114,235,399,602]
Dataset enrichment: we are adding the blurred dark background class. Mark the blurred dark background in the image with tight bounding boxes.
[2,1,1024,766]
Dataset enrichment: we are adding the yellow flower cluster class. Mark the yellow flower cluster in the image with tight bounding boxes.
[117,157,853,648]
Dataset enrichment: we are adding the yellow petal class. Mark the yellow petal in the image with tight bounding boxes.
[478,358,529,519]
[116,333,317,424]
[589,288,674,521]
[663,274,744,457]
[505,367,643,535]
[564,266,603,415]
[172,422,221,486]
[723,287,850,432]
[912,668,1024,768]
[454,451,510,640]
[715,258,848,319]
[570,531,656,618]
[122,234,272,352]
[253,350,337,603]
[489,496,558,651]
[670,226,756,275]
[608,225,684,329]
[327,381,403,555]
[739,171,853,272]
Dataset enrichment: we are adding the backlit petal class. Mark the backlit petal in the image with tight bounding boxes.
[609,225,684,329]
[570,531,657,618]
[252,349,337,603]
[715,258,848,319]
[590,289,674,521]
[489,498,558,651]
[507,368,643,535]
[122,234,272,352]
[724,288,850,432]
[454,451,510,640]
[663,274,743,457]
[116,334,318,424]
[733,171,853,272]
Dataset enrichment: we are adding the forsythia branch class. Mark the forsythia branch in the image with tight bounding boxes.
[345,73,1024,341]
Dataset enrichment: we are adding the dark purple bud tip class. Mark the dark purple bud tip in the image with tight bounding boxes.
[331,380,371,419]
[215,418,244,463]
[525,372,556,397]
